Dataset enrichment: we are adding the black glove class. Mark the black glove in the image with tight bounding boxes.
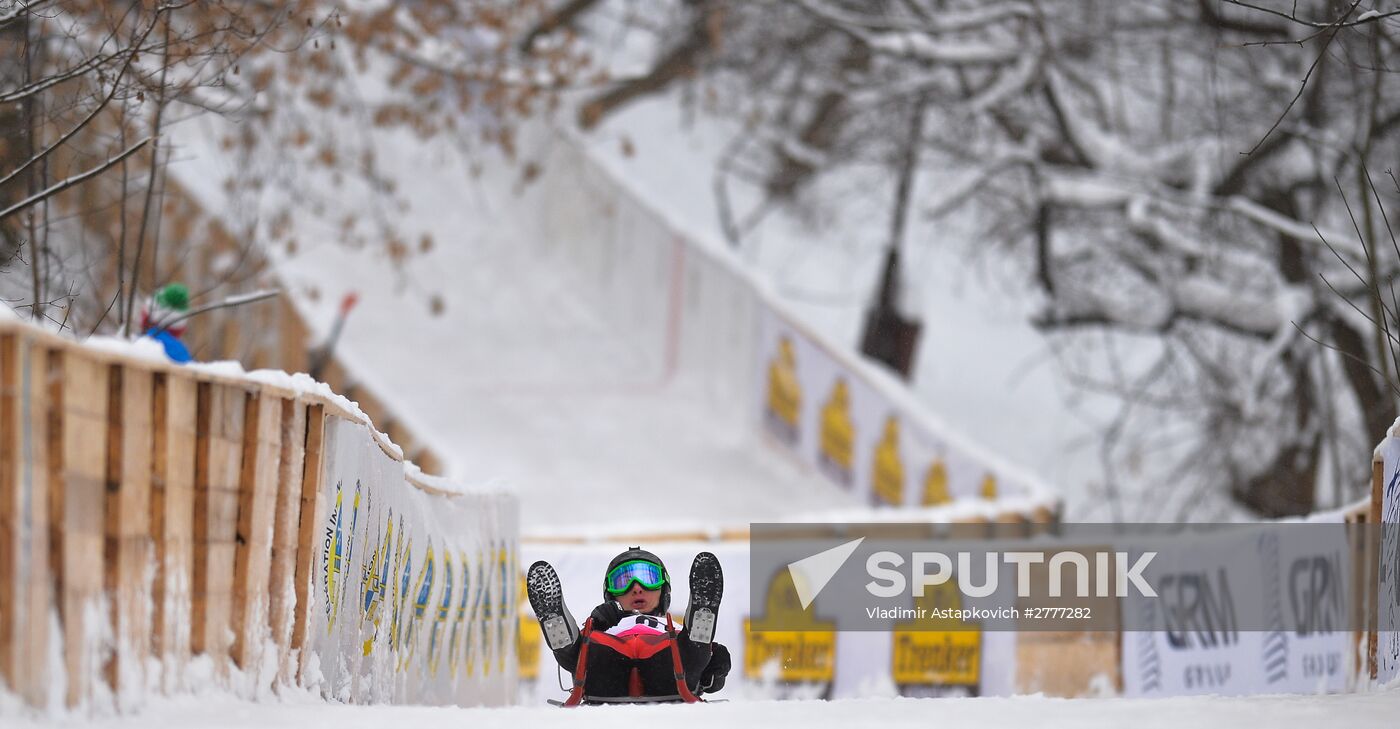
[588,600,625,631]
[700,643,731,694]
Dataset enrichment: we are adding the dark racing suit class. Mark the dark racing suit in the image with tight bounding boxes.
[551,601,732,698]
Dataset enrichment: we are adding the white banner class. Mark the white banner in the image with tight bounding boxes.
[1379,438,1400,684]
[306,417,518,706]
[756,308,1036,509]
[1121,526,1351,697]
[1266,525,1351,693]
[1122,532,1264,697]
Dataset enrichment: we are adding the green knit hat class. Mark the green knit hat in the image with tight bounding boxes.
[155,283,190,312]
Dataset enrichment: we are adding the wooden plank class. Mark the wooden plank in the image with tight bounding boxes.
[231,393,282,672]
[290,404,326,683]
[32,345,60,705]
[103,365,154,703]
[0,334,16,696]
[1014,545,1122,696]
[1015,631,1119,696]
[17,339,53,707]
[102,366,121,695]
[0,334,17,696]
[269,401,308,682]
[192,382,247,681]
[59,351,111,708]
[1347,509,1370,684]
[151,373,196,692]
[0,333,52,707]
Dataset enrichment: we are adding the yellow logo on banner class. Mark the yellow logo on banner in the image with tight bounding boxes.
[361,512,394,656]
[765,337,802,444]
[892,581,981,689]
[819,379,855,486]
[398,543,435,672]
[497,545,511,675]
[449,550,471,678]
[518,574,541,680]
[980,474,998,500]
[465,550,486,677]
[389,530,412,655]
[322,480,365,635]
[428,550,454,675]
[744,570,837,683]
[322,484,343,635]
[923,460,951,506]
[872,416,904,506]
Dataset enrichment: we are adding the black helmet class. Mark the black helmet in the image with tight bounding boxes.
[604,546,670,614]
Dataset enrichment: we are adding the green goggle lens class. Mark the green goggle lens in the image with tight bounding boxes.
[605,560,667,595]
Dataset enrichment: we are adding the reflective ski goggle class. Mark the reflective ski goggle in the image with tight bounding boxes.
[605,560,667,595]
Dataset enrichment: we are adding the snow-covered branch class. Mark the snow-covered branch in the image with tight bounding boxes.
[0,0,55,30]
[1226,196,1366,262]
[0,51,113,104]
[795,0,1034,35]
[858,30,1021,65]
[1039,270,1283,340]
[793,0,1024,64]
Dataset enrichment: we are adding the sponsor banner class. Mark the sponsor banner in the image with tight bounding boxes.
[1120,525,1350,696]
[746,561,838,698]
[1269,523,1350,692]
[1380,438,1400,683]
[1120,533,1261,697]
[306,417,518,706]
[756,309,1023,508]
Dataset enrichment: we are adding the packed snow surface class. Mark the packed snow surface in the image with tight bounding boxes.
[12,688,1400,729]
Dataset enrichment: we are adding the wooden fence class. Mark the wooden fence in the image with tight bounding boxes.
[0,313,504,711]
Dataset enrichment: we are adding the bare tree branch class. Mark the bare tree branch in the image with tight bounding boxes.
[0,136,151,223]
